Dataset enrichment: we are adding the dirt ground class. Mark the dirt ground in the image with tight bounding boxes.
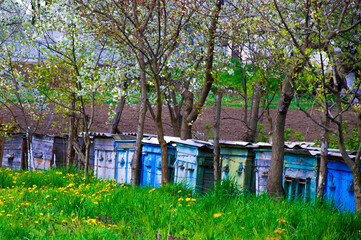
[1,102,357,142]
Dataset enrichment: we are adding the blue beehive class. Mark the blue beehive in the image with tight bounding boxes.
[283,147,319,202]
[114,134,138,185]
[324,154,356,212]
[140,137,176,188]
[172,139,214,193]
[254,142,316,198]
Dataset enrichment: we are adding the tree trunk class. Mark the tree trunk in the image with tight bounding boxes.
[166,90,182,137]
[66,92,76,167]
[266,74,294,197]
[317,111,329,199]
[180,1,222,140]
[131,49,147,187]
[213,90,223,185]
[241,66,248,124]
[180,89,193,140]
[109,95,126,134]
[243,82,261,142]
[153,74,169,185]
[353,112,361,213]
[83,132,90,178]
[352,166,361,213]
[26,131,35,171]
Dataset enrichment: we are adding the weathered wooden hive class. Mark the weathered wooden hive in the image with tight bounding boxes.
[1,134,26,170]
[219,141,257,193]
[283,144,319,202]
[253,144,272,196]
[93,133,117,181]
[172,138,214,193]
[31,134,67,171]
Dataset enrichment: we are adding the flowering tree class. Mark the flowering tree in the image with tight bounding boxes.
[0,0,50,170]
[30,0,128,176]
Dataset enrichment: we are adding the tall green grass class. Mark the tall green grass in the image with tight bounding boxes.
[0,168,360,239]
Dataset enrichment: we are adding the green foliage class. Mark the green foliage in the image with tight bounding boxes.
[293,132,305,142]
[256,123,269,142]
[0,168,360,239]
[284,128,293,142]
[205,123,214,140]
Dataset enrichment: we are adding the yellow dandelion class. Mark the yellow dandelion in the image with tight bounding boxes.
[191,198,196,202]
[149,188,155,193]
[178,190,182,193]
[34,221,39,224]
[178,198,184,201]
[185,198,191,202]
[213,213,222,218]
[6,214,12,217]
[40,213,44,216]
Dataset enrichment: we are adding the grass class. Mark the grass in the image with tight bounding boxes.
[206,93,315,110]
[0,168,360,239]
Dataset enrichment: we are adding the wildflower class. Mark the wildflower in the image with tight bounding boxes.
[228,212,231,214]
[93,201,99,204]
[40,213,44,216]
[149,188,155,193]
[191,198,196,202]
[87,219,97,225]
[178,198,184,201]
[6,214,12,217]
[213,213,222,218]
[278,218,286,224]
[274,228,286,235]
[185,198,191,202]
[178,190,182,193]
